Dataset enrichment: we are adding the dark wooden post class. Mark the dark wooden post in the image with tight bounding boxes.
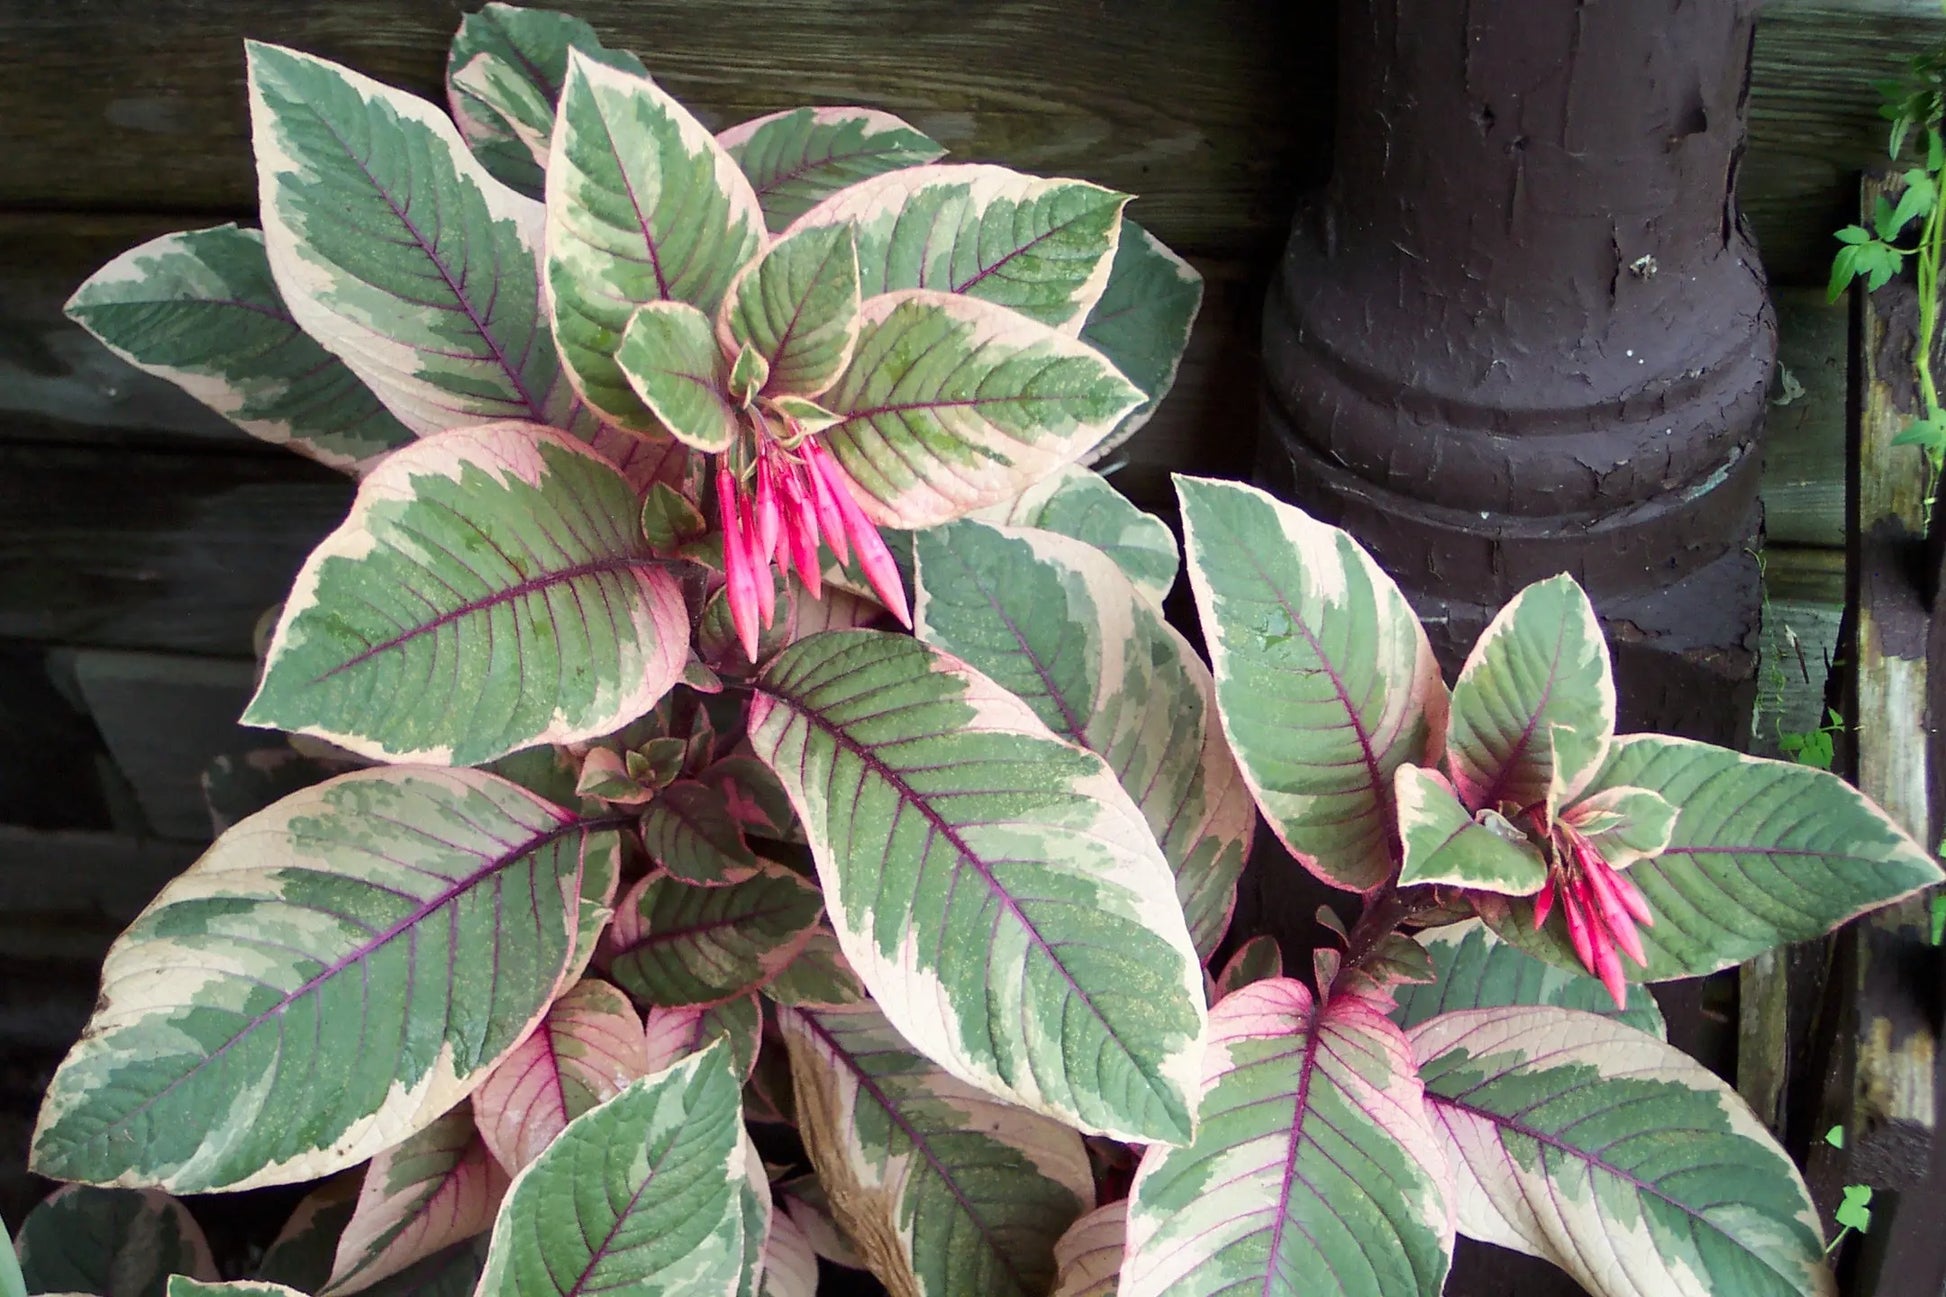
[1258,0,1775,744]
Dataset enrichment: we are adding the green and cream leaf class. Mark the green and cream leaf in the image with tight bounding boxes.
[1394,764,1547,895]
[1051,1200,1127,1297]
[1075,221,1202,461]
[1122,978,1454,1297]
[1176,476,1447,892]
[248,42,572,435]
[971,465,1179,607]
[1410,1007,1831,1297]
[446,2,647,197]
[639,779,761,885]
[642,994,763,1082]
[545,50,763,428]
[325,1104,506,1295]
[719,107,946,231]
[245,424,688,766]
[608,863,824,1007]
[473,1046,750,1297]
[913,519,1251,957]
[64,225,413,474]
[616,302,737,452]
[1447,574,1614,817]
[749,629,1206,1143]
[818,292,1144,528]
[15,1187,217,1297]
[255,1179,359,1289]
[792,163,1126,330]
[1390,920,1665,1037]
[470,977,648,1174]
[30,767,610,1191]
[1481,737,1945,980]
[779,1000,1092,1297]
[720,223,861,397]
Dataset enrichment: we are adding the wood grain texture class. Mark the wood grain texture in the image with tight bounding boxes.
[1767,289,1849,550]
[1,0,1935,284]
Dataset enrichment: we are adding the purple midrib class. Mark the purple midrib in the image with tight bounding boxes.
[1471,625,1568,813]
[1261,1013,1327,1297]
[951,217,1072,294]
[314,555,658,683]
[755,676,1149,1095]
[793,1007,1034,1293]
[77,815,594,1156]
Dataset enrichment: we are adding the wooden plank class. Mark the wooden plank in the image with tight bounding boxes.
[1748,0,1946,286]
[63,649,257,841]
[1768,289,1850,550]
[0,440,352,655]
[0,824,197,960]
[0,0,1327,262]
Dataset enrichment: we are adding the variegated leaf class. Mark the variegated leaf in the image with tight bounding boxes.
[545,50,763,428]
[326,1104,506,1295]
[1448,574,1614,817]
[1176,476,1448,892]
[31,767,614,1191]
[779,1001,1092,1297]
[640,780,761,884]
[255,1179,359,1289]
[1411,1007,1831,1297]
[244,424,688,765]
[471,977,648,1175]
[563,818,622,992]
[733,1139,774,1297]
[616,301,737,452]
[971,464,1179,607]
[749,629,1206,1142]
[721,223,861,397]
[65,225,412,474]
[248,43,573,435]
[16,1187,216,1297]
[792,163,1125,330]
[169,1284,301,1297]
[355,1242,487,1297]
[1564,784,1678,867]
[1122,979,1454,1297]
[1075,221,1202,461]
[913,520,1251,957]
[447,2,646,198]
[720,107,946,231]
[818,291,1145,528]
[699,754,803,842]
[643,993,763,1081]
[1051,1200,1127,1297]
[1393,764,1547,894]
[1213,934,1283,1000]
[1390,919,1665,1037]
[1481,736,1944,981]
[608,863,824,1006]
[762,926,868,1009]
[474,1046,750,1296]
[758,1206,820,1297]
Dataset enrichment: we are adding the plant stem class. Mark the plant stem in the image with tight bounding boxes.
[1920,167,1946,519]
[1340,882,1437,973]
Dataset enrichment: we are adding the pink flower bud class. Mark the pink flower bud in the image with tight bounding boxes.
[739,493,777,628]
[779,466,823,599]
[1532,879,1556,929]
[1604,864,1656,928]
[802,442,851,566]
[718,470,761,662]
[1587,915,1629,1010]
[1583,862,1648,968]
[754,453,782,563]
[1560,883,1596,974]
[835,486,910,628]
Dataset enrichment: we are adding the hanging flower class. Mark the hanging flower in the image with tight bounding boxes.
[1530,811,1656,1007]
[714,412,909,662]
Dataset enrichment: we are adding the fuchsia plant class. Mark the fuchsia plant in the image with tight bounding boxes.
[15,7,1943,1297]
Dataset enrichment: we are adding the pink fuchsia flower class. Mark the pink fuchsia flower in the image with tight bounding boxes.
[1530,809,1655,1008]
[715,418,910,661]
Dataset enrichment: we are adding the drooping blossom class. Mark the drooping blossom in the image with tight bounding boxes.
[715,412,909,661]
[1529,809,1655,1007]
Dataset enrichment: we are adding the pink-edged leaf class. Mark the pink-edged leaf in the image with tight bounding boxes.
[758,1204,820,1297]
[243,423,688,766]
[1561,784,1678,867]
[815,291,1145,528]
[247,43,578,437]
[325,1103,507,1295]
[779,999,1093,1297]
[696,755,802,842]
[1394,764,1548,895]
[775,1173,866,1272]
[719,107,946,232]
[790,162,1126,330]
[1327,934,1438,1012]
[1051,1200,1127,1297]
[545,50,764,429]
[642,992,762,1082]
[1411,1007,1832,1297]
[1122,978,1454,1297]
[1447,574,1615,818]
[1175,476,1448,893]
[608,862,824,1006]
[470,977,648,1176]
[640,780,761,885]
[761,926,868,1009]
[748,628,1206,1143]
